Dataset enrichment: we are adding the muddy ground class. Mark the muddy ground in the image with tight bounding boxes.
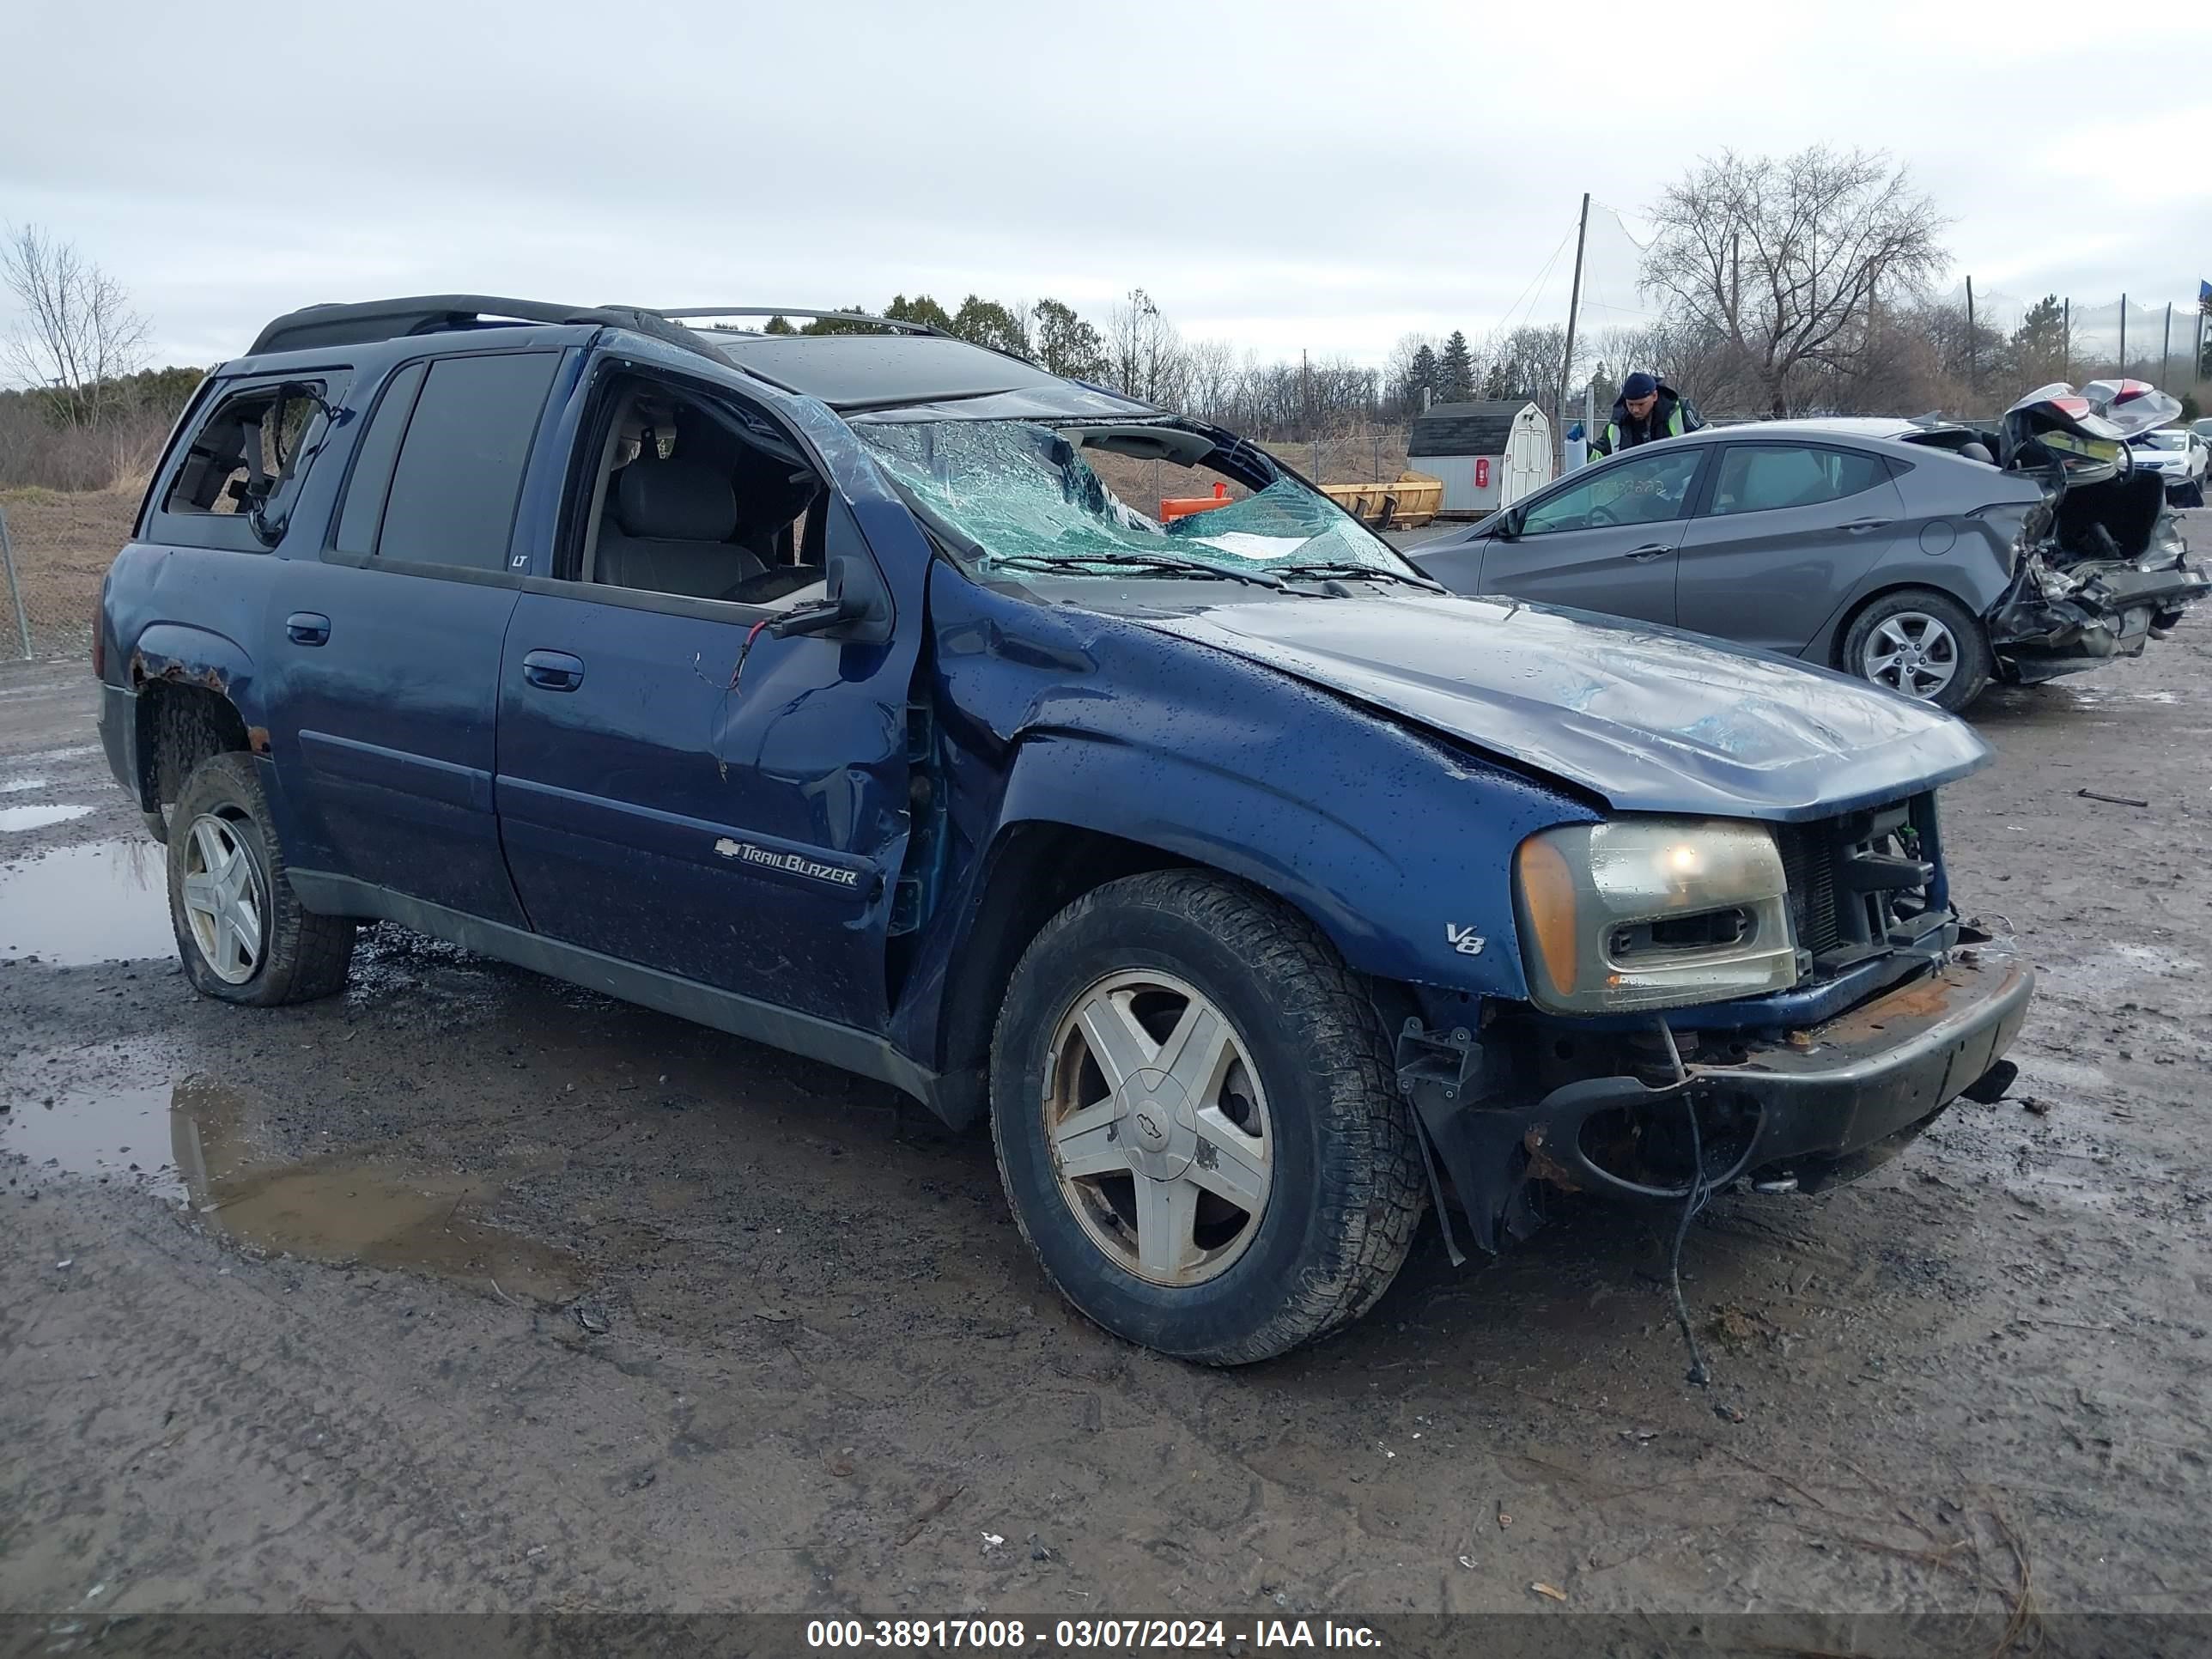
[3,540,2210,1638]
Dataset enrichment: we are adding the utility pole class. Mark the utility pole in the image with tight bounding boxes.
[2160,302,2172,391]
[1303,349,1316,480]
[2119,294,2127,376]
[1965,276,1976,400]
[2063,298,2070,382]
[1559,191,1591,473]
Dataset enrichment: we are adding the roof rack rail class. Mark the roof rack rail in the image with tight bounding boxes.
[656,307,948,338]
[246,295,726,363]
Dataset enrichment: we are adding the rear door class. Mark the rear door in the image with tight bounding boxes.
[267,346,572,924]
[1478,444,1706,626]
[1674,441,1905,653]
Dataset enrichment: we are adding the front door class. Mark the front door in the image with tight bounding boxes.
[492,369,919,1030]
[1674,442,1905,653]
[1479,443,1707,626]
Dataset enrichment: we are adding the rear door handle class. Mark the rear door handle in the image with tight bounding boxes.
[1621,544,1671,562]
[521,649,585,692]
[1838,518,1893,533]
[285,611,331,647]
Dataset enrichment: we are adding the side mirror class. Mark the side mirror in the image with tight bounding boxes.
[768,553,892,643]
[1490,510,1519,541]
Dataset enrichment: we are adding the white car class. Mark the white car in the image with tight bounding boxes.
[2130,428,2208,501]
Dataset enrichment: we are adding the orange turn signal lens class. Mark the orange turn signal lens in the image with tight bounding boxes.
[1515,834,1580,1000]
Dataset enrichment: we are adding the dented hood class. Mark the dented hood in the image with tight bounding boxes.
[1132,592,1990,822]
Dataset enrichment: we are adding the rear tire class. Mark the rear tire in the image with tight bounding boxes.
[167,752,356,1006]
[989,870,1425,1364]
[1841,588,1990,713]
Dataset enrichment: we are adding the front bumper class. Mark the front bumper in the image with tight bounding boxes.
[1402,952,2034,1254]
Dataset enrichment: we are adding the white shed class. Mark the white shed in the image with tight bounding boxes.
[1407,400,1554,517]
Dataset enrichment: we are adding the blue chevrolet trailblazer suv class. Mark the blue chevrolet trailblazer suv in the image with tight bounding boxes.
[94,296,2033,1363]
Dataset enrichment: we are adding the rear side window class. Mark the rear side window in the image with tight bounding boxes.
[331,361,426,555]
[350,352,559,572]
[1708,445,1887,517]
[155,380,335,550]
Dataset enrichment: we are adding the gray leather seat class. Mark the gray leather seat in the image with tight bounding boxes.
[594,448,767,599]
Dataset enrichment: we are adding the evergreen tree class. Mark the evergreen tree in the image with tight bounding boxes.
[1031,299,1108,381]
[1438,331,1476,403]
[2006,293,2067,383]
[949,295,1030,356]
[883,294,956,331]
[1408,343,1438,408]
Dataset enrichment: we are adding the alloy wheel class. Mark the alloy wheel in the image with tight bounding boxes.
[1863,611,1960,701]
[1042,969,1273,1287]
[180,813,266,985]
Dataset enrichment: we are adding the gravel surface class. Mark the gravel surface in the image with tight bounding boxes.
[4,548,2210,1628]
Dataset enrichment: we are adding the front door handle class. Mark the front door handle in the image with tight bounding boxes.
[285,611,331,647]
[1621,544,1671,562]
[521,649,585,692]
[1838,518,1893,533]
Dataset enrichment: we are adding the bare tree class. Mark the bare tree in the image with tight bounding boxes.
[1105,289,1189,408]
[1180,337,1244,424]
[3,225,151,430]
[1643,148,1948,417]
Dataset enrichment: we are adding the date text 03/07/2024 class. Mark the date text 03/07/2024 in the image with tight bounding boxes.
[804,1619,1384,1650]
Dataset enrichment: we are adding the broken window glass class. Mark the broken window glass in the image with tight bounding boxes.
[859,420,1408,580]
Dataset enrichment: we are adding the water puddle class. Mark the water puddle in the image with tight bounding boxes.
[0,775,51,793]
[4,1076,586,1304]
[0,838,176,964]
[0,803,94,831]
[3,1082,181,1196]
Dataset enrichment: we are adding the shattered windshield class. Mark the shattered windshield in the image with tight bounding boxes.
[858,420,1414,581]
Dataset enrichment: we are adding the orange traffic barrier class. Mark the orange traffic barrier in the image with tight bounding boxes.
[1160,482,1234,522]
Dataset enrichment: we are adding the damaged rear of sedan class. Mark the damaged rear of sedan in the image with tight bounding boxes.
[1418,383,2204,712]
[100,298,2033,1367]
[1966,380,2208,682]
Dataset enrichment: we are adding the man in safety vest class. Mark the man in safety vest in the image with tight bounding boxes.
[1588,371,1704,461]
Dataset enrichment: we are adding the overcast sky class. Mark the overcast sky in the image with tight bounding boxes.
[4,0,2209,372]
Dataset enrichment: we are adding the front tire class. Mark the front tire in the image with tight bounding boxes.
[167,752,356,1006]
[1841,588,1991,713]
[990,870,1425,1364]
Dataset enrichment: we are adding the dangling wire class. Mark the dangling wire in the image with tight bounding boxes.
[1656,1022,1713,1388]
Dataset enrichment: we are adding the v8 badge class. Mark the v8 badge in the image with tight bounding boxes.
[1445,924,1486,957]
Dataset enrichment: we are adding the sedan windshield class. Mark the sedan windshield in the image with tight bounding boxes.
[859,419,1414,582]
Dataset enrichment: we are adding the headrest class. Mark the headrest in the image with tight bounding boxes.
[613,449,737,542]
[1957,441,1995,465]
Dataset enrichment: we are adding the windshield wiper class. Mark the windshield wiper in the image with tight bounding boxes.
[985,552,1284,589]
[1269,560,1443,592]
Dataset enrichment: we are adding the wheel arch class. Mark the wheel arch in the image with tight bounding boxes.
[927,818,1210,1131]
[126,623,266,813]
[1822,578,1992,672]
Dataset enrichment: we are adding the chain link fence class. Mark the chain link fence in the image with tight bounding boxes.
[0,489,127,662]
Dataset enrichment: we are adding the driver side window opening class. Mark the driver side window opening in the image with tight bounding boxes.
[568,375,830,610]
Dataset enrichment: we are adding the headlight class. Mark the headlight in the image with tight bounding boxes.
[1512,818,1798,1013]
